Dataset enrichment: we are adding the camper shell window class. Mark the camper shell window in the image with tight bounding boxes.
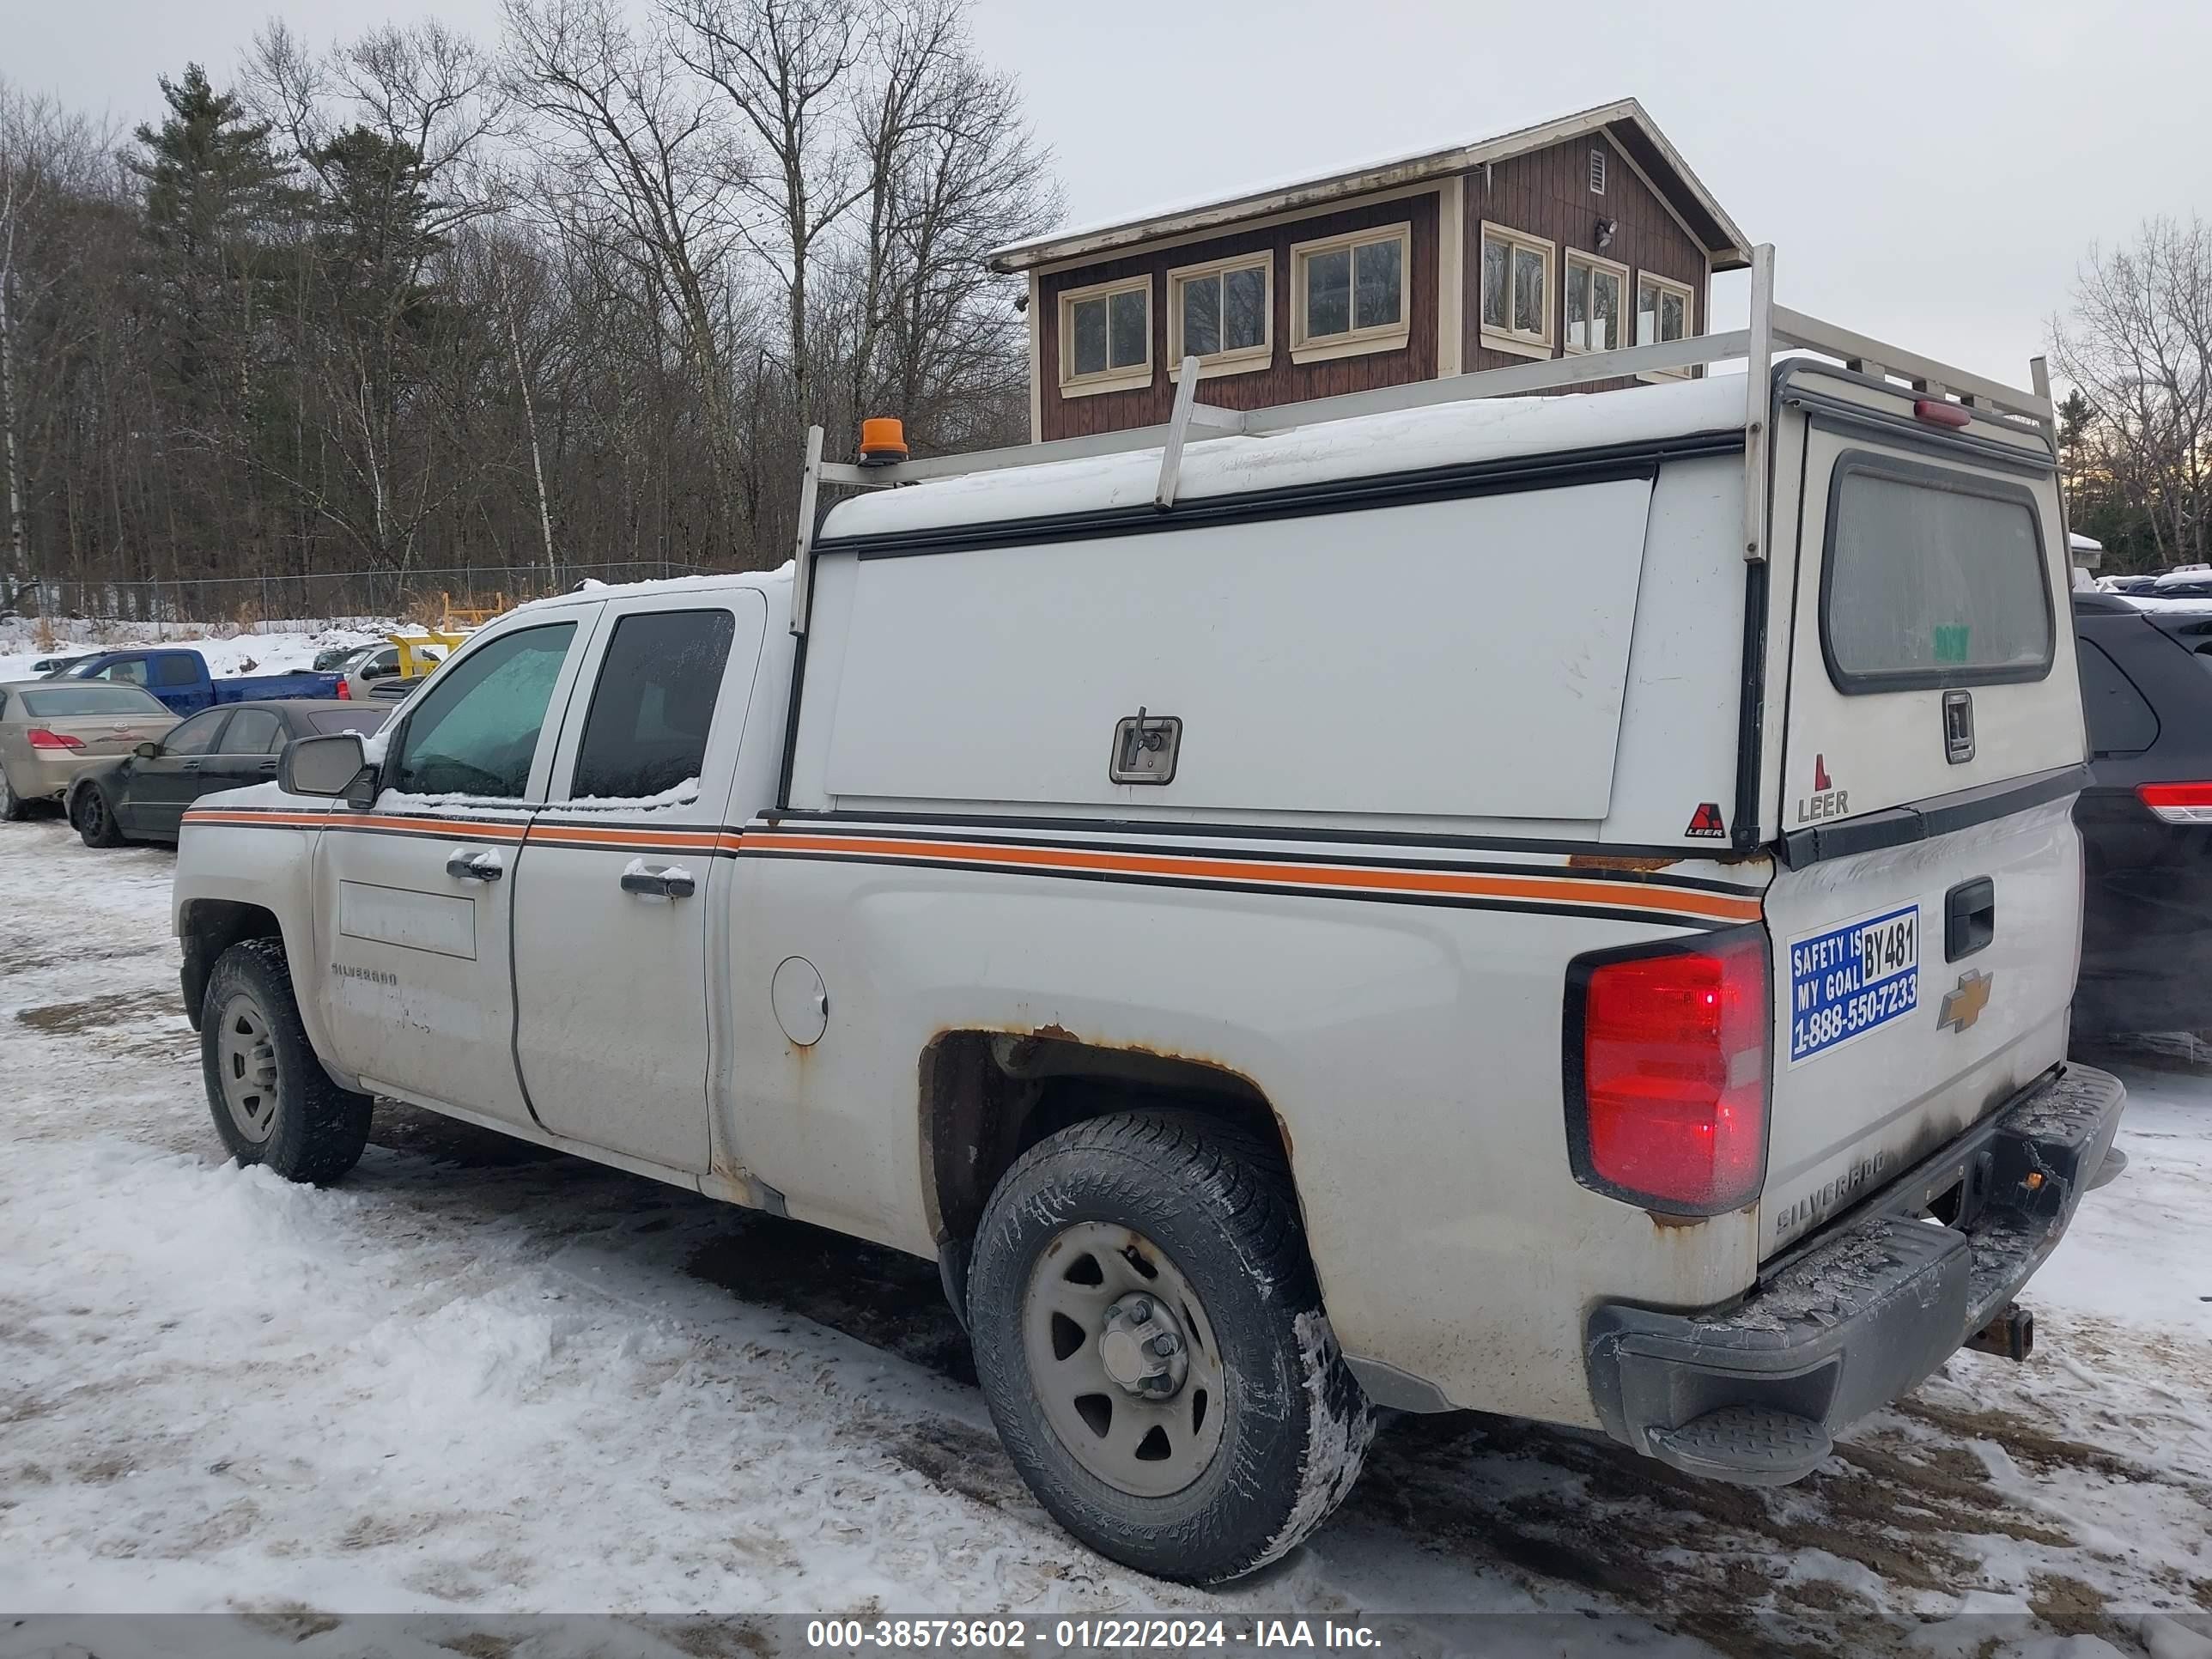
[1820,451,2055,693]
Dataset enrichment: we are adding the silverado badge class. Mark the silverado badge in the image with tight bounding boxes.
[1938,969,1994,1033]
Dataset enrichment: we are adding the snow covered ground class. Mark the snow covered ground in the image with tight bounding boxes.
[1,814,2209,1658]
[0,623,395,685]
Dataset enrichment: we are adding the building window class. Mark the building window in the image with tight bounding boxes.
[1636,272,1695,378]
[1059,275,1152,396]
[1290,223,1410,362]
[1169,254,1272,376]
[1564,251,1627,354]
[1479,222,1554,358]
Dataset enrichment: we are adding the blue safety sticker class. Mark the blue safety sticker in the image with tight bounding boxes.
[1787,902,1919,1066]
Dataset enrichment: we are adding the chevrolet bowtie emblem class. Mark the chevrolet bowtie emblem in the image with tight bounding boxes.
[1938,969,1994,1033]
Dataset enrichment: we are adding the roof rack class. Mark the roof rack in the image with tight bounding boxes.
[790,244,2055,634]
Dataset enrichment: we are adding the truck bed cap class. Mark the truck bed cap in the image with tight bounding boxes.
[821,374,1748,543]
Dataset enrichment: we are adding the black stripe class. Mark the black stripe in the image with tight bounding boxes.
[737,845,1733,929]
[1777,763,2088,868]
[812,432,1743,560]
[752,821,1758,896]
[759,806,1758,870]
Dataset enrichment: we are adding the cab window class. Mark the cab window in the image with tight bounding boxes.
[569,611,737,800]
[95,659,150,685]
[154,654,201,687]
[163,710,230,757]
[388,623,576,799]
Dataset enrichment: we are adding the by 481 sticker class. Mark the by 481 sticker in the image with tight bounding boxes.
[1787,902,1919,1066]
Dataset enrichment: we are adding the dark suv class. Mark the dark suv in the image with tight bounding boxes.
[2072,592,2212,1036]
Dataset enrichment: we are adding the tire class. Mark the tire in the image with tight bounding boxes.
[71,784,125,848]
[200,939,372,1184]
[0,763,24,822]
[967,1111,1374,1585]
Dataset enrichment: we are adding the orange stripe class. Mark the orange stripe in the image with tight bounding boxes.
[760,833,1763,923]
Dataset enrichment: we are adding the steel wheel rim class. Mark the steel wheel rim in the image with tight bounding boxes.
[215,991,281,1144]
[1022,1220,1229,1498]
[80,791,104,837]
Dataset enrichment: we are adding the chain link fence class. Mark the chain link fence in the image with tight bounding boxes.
[9,562,703,629]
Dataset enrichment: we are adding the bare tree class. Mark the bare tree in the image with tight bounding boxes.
[2051,216,2212,568]
[662,0,869,429]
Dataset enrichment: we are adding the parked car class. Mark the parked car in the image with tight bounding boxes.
[0,680,178,818]
[342,641,446,702]
[2071,591,2212,1037]
[56,647,343,715]
[70,699,387,848]
[172,307,2124,1585]
[29,652,93,676]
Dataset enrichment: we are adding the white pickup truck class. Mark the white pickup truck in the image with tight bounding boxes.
[173,259,2124,1583]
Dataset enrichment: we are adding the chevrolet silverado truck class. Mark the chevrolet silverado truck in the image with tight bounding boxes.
[172,258,2124,1583]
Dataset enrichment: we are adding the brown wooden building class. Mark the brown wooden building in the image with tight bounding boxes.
[989,100,1751,443]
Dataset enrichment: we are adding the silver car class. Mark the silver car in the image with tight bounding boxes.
[0,679,178,817]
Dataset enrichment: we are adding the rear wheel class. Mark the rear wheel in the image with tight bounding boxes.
[967,1111,1373,1584]
[200,939,372,1184]
[71,785,124,847]
[0,763,24,821]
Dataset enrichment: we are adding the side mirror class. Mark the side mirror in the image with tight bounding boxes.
[280,732,373,802]
[133,741,160,759]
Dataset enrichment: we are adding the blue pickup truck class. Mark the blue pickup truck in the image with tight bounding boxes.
[55,648,344,715]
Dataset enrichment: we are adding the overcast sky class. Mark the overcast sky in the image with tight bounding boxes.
[13,0,2206,386]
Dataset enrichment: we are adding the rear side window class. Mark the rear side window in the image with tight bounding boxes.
[1822,453,2053,692]
[2075,638,2159,756]
[223,708,285,754]
[154,654,201,687]
[570,610,737,800]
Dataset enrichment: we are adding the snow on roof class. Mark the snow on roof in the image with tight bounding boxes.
[823,374,1750,542]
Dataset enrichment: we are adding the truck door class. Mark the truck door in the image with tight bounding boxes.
[1759,380,2085,1257]
[508,592,768,1171]
[311,615,598,1127]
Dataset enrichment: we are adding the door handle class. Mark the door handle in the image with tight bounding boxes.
[620,864,696,900]
[1945,878,1995,961]
[256,759,278,773]
[446,850,505,882]
[181,759,202,772]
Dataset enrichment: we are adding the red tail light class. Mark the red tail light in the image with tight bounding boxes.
[2138,782,2212,825]
[1565,928,1771,1214]
[26,727,85,751]
[336,679,351,699]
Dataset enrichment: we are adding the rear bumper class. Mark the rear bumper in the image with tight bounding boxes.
[9,751,99,799]
[1584,1063,2125,1485]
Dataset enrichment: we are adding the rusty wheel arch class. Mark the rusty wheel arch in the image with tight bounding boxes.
[919,1027,1293,1322]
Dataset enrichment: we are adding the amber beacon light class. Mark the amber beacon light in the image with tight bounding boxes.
[858,416,908,465]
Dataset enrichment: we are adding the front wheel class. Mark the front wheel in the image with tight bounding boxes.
[72,785,125,847]
[200,939,372,1184]
[967,1112,1374,1585]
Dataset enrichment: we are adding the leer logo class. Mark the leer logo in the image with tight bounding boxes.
[1684,802,1727,838]
[1796,753,1849,824]
[1938,969,1994,1033]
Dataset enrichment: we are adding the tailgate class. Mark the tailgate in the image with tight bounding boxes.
[1761,375,2083,1257]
